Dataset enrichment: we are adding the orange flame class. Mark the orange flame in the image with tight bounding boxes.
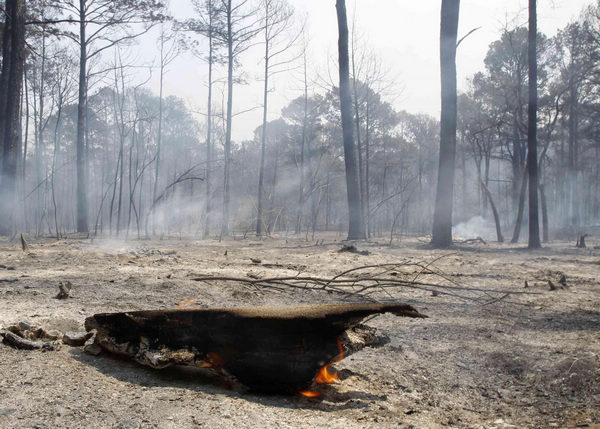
[299,390,321,398]
[298,338,345,397]
[315,365,339,384]
[200,352,224,369]
[315,338,344,384]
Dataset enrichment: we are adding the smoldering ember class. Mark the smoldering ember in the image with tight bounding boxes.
[0,1,599,428]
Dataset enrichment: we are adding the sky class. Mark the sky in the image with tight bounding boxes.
[145,0,594,142]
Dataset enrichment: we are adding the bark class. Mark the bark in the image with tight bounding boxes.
[0,1,11,151]
[221,1,234,238]
[267,144,279,234]
[76,0,89,233]
[153,33,166,236]
[51,94,64,240]
[204,12,214,238]
[0,0,25,236]
[256,3,270,237]
[351,75,365,235]
[336,0,365,240]
[479,179,503,243]
[539,183,549,243]
[511,166,527,244]
[431,0,460,248]
[295,54,308,234]
[567,90,579,226]
[527,0,541,249]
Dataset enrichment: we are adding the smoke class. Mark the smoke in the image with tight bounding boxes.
[453,216,497,241]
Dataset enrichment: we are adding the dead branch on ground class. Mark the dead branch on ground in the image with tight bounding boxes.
[191,261,538,305]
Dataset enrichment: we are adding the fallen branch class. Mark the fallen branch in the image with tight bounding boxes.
[1,330,61,351]
[455,237,486,245]
[190,261,539,305]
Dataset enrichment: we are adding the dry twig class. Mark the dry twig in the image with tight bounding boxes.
[191,261,537,305]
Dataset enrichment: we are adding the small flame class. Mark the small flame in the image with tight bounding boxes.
[299,390,321,398]
[315,338,344,384]
[314,365,339,384]
[200,352,224,369]
[298,338,345,397]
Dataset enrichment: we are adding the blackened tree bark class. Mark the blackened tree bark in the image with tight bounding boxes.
[527,0,541,248]
[431,0,460,248]
[511,167,527,243]
[0,0,25,236]
[76,0,88,233]
[204,2,215,238]
[222,1,234,237]
[336,0,364,240]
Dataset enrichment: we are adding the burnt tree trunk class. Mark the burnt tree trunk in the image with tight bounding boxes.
[539,183,549,243]
[295,52,308,234]
[527,0,541,249]
[480,178,503,243]
[431,0,460,248]
[336,0,364,240]
[0,0,25,236]
[365,91,371,238]
[152,32,166,236]
[511,166,528,244]
[204,11,214,238]
[76,0,89,233]
[256,2,270,237]
[221,0,234,238]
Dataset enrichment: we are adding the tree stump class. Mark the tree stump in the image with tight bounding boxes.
[85,303,426,393]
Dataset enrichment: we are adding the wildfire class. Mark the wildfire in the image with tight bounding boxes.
[299,338,344,398]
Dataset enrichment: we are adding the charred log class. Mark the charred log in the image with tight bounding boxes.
[85,303,425,393]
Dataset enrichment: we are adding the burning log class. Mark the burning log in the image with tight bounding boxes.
[85,303,425,393]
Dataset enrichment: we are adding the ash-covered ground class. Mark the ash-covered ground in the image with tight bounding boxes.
[0,235,598,428]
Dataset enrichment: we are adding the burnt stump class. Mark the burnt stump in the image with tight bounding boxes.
[85,303,425,393]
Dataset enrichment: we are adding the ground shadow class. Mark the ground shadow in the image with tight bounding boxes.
[70,348,386,411]
[525,310,600,332]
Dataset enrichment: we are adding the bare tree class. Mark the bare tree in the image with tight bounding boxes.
[216,0,261,237]
[188,0,227,237]
[256,0,298,236]
[55,0,165,233]
[152,23,179,235]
